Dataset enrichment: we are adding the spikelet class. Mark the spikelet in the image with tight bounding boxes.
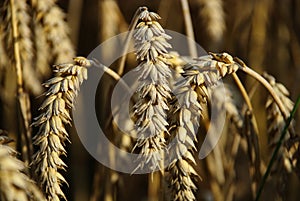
[32,57,90,201]
[0,130,46,201]
[131,8,172,173]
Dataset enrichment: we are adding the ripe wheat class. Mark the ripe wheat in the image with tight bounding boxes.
[0,130,45,201]
[32,57,90,201]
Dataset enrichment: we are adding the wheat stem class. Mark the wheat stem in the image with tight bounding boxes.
[239,65,288,119]
[180,0,197,57]
[255,94,300,201]
[9,0,23,92]
[232,73,253,111]
[117,6,144,75]
[8,0,34,166]
[231,72,259,134]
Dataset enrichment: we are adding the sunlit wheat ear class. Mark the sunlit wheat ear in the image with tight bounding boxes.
[131,8,172,173]
[31,0,75,64]
[166,52,240,201]
[263,73,299,173]
[167,82,202,201]
[32,57,90,201]
[0,130,46,201]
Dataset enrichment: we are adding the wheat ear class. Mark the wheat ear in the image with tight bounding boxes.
[264,73,299,176]
[166,53,239,201]
[0,130,46,201]
[31,0,75,64]
[3,0,43,95]
[32,57,90,201]
[2,0,41,166]
[205,85,243,201]
[131,8,172,173]
[198,0,225,41]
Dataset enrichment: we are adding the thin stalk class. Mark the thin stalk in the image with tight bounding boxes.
[232,73,253,112]
[239,66,288,119]
[91,60,134,130]
[10,0,33,166]
[255,95,300,201]
[91,59,131,92]
[117,7,144,75]
[232,72,259,134]
[180,0,197,58]
[10,0,23,92]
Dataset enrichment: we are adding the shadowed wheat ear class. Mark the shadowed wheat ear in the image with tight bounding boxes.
[197,0,225,41]
[205,85,243,201]
[263,73,299,174]
[2,0,43,95]
[32,57,90,201]
[0,130,46,201]
[1,0,42,166]
[131,8,172,173]
[263,73,300,196]
[31,0,75,64]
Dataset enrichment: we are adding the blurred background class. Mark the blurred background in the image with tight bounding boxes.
[1,0,300,200]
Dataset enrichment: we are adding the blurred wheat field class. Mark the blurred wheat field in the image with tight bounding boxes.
[0,0,300,201]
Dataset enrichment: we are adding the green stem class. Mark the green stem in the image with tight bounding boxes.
[255,94,300,201]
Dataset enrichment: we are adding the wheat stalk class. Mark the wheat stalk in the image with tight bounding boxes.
[3,0,43,95]
[0,20,8,70]
[32,57,90,201]
[1,0,41,166]
[180,0,197,57]
[0,130,46,201]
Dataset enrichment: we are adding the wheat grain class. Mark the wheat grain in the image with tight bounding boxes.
[32,57,90,201]
[0,130,46,201]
